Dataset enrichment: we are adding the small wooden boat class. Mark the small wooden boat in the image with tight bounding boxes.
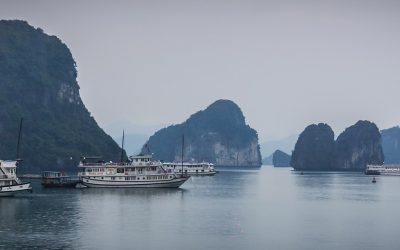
[41,171,78,188]
[372,177,377,183]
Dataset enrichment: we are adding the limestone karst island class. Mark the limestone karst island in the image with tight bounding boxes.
[2,1,400,249]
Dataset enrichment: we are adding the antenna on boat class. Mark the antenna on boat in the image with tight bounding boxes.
[16,118,23,160]
[120,130,125,163]
[181,134,184,177]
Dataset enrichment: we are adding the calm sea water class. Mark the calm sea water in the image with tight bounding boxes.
[1,166,400,250]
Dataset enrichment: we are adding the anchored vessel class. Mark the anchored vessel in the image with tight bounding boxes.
[365,164,400,176]
[78,154,189,188]
[0,160,32,196]
[163,162,217,176]
[41,171,79,188]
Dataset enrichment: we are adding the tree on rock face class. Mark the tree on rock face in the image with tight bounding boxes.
[290,123,335,170]
[334,120,383,170]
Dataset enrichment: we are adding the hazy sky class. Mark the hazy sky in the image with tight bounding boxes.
[1,0,400,141]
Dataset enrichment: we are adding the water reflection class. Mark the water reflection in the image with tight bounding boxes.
[0,180,79,249]
[293,171,382,202]
[1,168,400,250]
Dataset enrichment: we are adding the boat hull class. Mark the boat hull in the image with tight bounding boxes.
[0,183,32,197]
[80,176,189,188]
[184,171,217,176]
[42,181,79,188]
[365,170,381,175]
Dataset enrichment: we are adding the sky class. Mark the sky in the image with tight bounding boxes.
[1,0,400,141]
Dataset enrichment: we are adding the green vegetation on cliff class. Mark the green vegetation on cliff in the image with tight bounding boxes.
[290,123,335,170]
[143,100,261,167]
[291,121,383,171]
[0,20,123,172]
[334,121,383,170]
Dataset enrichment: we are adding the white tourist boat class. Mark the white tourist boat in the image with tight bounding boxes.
[365,164,400,176]
[0,160,32,196]
[78,154,190,188]
[163,161,217,176]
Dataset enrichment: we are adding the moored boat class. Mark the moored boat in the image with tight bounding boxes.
[0,160,32,196]
[163,161,217,176]
[0,119,32,196]
[78,154,189,188]
[365,164,400,176]
[41,171,79,188]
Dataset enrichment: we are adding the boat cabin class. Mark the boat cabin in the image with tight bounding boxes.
[0,160,19,186]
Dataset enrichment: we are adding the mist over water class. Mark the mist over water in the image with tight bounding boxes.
[1,167,399,250]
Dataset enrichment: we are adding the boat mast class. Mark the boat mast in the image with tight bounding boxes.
[16,118,23,160]
[120,130,125,163]
[181,134,184,177]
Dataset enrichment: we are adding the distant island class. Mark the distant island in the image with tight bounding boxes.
[142,100,262,167]
[262,153,273,165]
[272,150,291,167]
[0,20,123,172]
[291,121,383,171]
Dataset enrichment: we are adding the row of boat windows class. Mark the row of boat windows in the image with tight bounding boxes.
[0,180,16,185]
[2,168,16,174]
[85,167,158,173]
[164,165,209,168]
[132,158,151,162]
[177,169,205,172]
[87,175,172,181]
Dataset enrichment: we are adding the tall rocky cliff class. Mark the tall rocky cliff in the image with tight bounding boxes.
[291,121,383,171]
[381,126,400,164]
[142,100,262,167]
[290,123,335,170]
[0,20,123,172]
[334,121,383,170]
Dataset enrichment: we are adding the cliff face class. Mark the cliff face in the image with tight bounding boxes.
[0,20,123,172]
[381,126,400,164]
[290,123,335,170]
[334,121,383,170]
[272,150,291,167]
[291,121,383,171]
[143,100,262,167]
